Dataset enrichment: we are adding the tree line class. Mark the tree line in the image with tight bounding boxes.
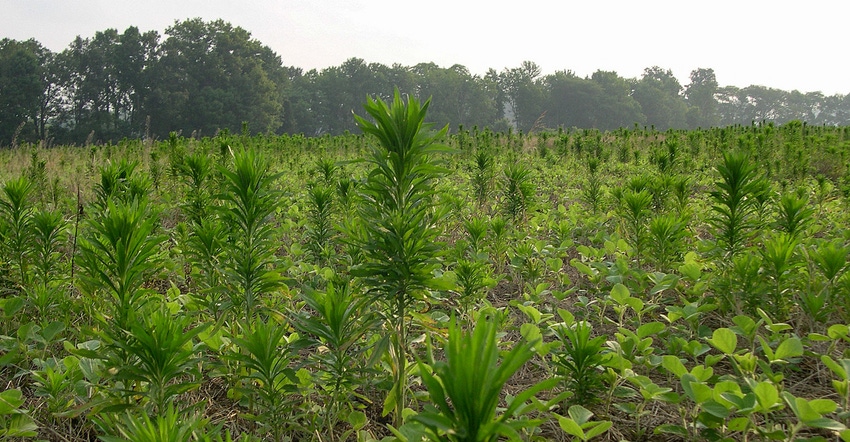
[2,18,849,146]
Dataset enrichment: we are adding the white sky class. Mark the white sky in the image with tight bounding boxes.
[3,0,848,95]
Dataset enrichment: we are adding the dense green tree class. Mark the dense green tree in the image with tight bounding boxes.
[716,85,795,126]
[413,63,499,130]
[309,58,399,134]
[48,27,159,142]
[146,19,284,137]
[542,70,645,130]
[281,66,320,135]
[501,61,546,131]
[0,39,48,146]
[543,70,601,128]
[685,68,719,128]
[633,66,687,130]
[115,26,160,134]
[816,93,850,125]
[6,20,850,141]
[590,70,645,130]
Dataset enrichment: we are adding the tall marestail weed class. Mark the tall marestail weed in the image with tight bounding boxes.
[216,147,284,323]
[27,209,67,323]
[305,184,336,266]
[109,306,208,415]
[502,162,534,223]
[349,89,452,427]
[226,318,298,442]
[174,150,215,225]
[774,191,813,240]
[708,151,766,259]
[291,281,379,440]
[77,198,163,333]
[472,148,494,210]
[93,160,151,211]
[0,177,35,291]
[618,189,652,268]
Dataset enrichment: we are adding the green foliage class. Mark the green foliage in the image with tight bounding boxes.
[412,316,556,441]
[5,97,850,441]
[0,388,38,438]
[217,147,284,322]
[77,198,163,330]
[350,89,451,426]
[709,151,765,258]
[501,162,534,222]
[581,157,604,214]
[550,309,609,407]
[556,405,612,441]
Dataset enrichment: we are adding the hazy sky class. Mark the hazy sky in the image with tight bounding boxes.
[3,0,848,95]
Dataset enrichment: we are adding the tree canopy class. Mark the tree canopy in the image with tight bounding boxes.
[2,20,849,146]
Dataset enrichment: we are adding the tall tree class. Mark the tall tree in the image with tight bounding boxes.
[310,58,397,134]
[413,63,499,130]
[146,19,284,137]
[0,39,48,145]
[632,66,687,130]
[501,61,545,132]
[590,70,645,130]
[543,70,601,128]
[685,68,719,128]
[114,26,159,134]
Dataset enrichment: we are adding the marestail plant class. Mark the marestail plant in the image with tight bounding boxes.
[77,198,163,332]
[550,309,610,407]
[709,151,766,259]
[410,315,558,441]
[471,148,494,210]
[501,162,534,223]
[349,89,452,427]
[109,306,208,415]
[174,150,215,225]
[93,160,151,212]
[619,188,652,267]
[227,318,298,441]
[216,147,284,323]
[305,184,336,265]
[774,191,813,239]
[0,176,35,290]
[291,280,378,438]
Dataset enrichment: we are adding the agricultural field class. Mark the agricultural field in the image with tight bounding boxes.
[3,93,850,441]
